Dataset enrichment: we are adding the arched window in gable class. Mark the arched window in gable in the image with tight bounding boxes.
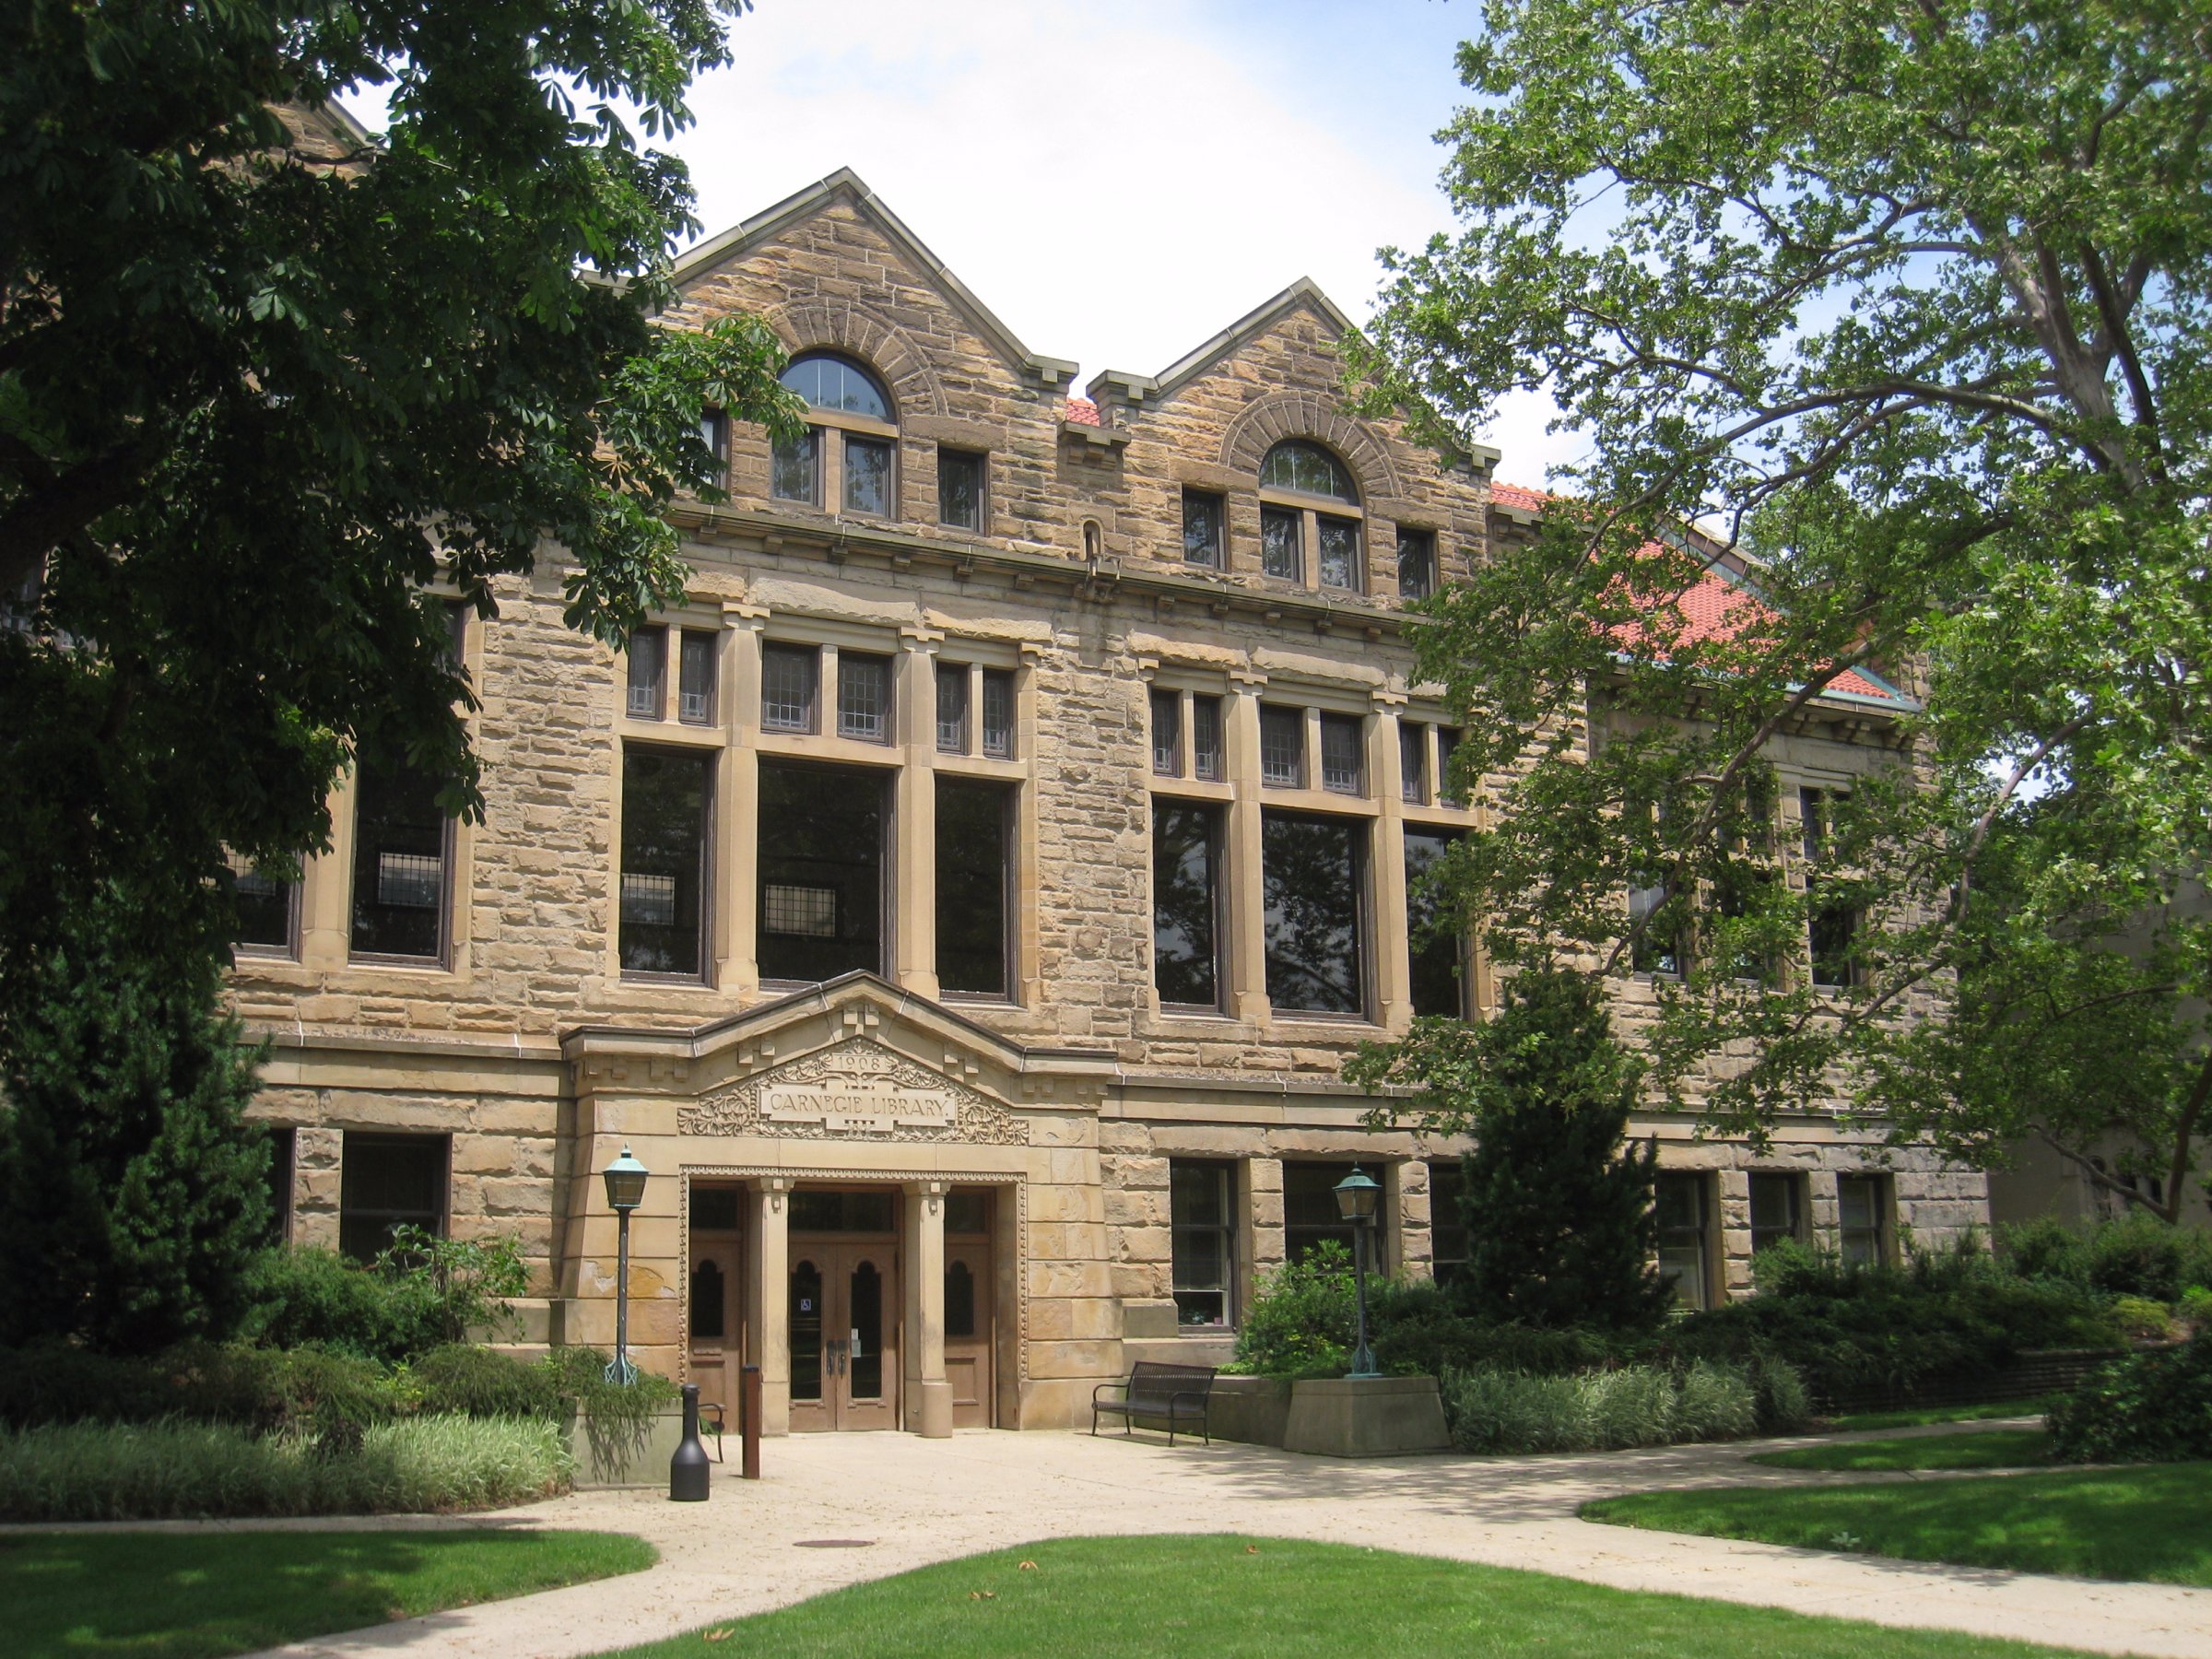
[771,351,898,518]
[1257,440,1365,593]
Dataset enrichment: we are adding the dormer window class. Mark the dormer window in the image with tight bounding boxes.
[771,352,898,517]
[1257,441,1364,593]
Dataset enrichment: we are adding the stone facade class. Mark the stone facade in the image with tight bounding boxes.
[229,170,1989,1432]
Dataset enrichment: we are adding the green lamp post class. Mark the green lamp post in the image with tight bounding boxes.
[602,1145,649,1385]
[1334,1166,1382,1379]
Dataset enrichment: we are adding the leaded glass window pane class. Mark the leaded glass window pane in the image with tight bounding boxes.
[1284,1161,1359,1263]
[1656,1173,1710,1308]
[760,643,818,733]
[229,851,297,952]
[1259,705,1304,788]
[1150,689,1181,777]
[837,653,890,742]
[626,627,665,720]
[1171,1160,1236,1327]
[1192,696,1223,782]
[935,664,970,753]
[757,759,887,982]
[1319,713,1363,794]
[677,630,716,725]
[980,669,1014,758]
[1748,1173,1804,1255]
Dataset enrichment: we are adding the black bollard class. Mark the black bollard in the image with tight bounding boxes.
[671,1382,711,1502]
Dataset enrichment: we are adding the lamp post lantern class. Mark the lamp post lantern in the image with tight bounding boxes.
[1333,1166,1382,1380]
[602,1145,649,1385]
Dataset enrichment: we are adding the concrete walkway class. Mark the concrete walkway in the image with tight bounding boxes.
[107,1424,2212,1658]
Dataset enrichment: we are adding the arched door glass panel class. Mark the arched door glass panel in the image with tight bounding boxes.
[848,1259,883,1399]
[791,1258,824,1402]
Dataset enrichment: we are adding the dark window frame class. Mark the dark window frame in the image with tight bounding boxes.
[1150,688,1182,778]
[677,629,718,726]
[1261,808,1371,1021]
[1181,488,1225,568]
[835,652,893,745]
[935,775,1017,1003]
[1170,1159,1239,1329]
[626,626,667,721]
[1656,1171,1714,1309]
[338,1131,449,1263]
[756,757,893,987]
[937,446,985,531]
[618,743,715,983]
[1837,1173,1891,1265]
[229,852,302,959]
[347,749,454,967]
[1151,798,1226,1013]
[1259,704,1306,789]
[1284,1160,1367,1265]
[1397,527,1437,601]
[1748,1171,1809,1257]
[760,641,821,735]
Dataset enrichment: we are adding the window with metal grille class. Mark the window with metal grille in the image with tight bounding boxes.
[677,631,716,724]
[1191,696,1223,782]
[339,1133,447,1263]
[1150,688,1182,777]
[1319,713,1363,794]
[837,653,890,741]
[980,669,1014,758]
[757,760,887,982]
[1259,705,1304,788]
[1171,1160,1237,1327]
[762,883,838,937]
[935,663,970,753]
[760,643,818,733]
[1397,528,1436,600]
[349,749,447,961]
[626,627,665,719]
[1629,877,1684,976]
[1399,721,1427,804]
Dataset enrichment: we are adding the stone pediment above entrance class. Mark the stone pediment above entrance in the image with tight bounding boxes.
[564,972,1118,1134]
[679,1036,1022,1145]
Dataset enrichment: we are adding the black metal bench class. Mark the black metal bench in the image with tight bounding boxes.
[1091,1360,1218,1447]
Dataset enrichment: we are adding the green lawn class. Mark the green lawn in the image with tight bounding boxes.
[1748,1428,2054,1471]
[1827,1398,2053,1431]
[591,1535,2096,1659]
[1586,1464,2212,1584]
[3,1528,656,1659]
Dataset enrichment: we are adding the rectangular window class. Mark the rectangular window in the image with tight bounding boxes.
[1319,712,1363,794]
[1261,505,1300,581]
[1629,878,1683,976]
[626,626,666,720]
[1191,696,1223,782]
[1152,802,1223,1009]
[836,653,891,743]
[264,1125,296,1244]
[1259,705,1304,788]
[938,448,983,530]
[619,746,712,979]
[1182,490,1224,567]
[339,1132,447,1263]
[1809,894,1858,987]
[698,406,728,475]
[1397,528,1436,600]
[1263,811,1367,1018]
[980,668,1015,759]
[1150,688,1182,777]
[229,852,299,955]
[1838,1173,1890,1265]
[1284,1161,1361,1265]
[1428,1159,1469,1288]
[677,630,717,725]
[842,434,892,516]
[1317,514,1360,591]
[760,643,819,734]
[1399,722,1427,804]
[771,429,818,503]
[935,664,970,754]
[1655,1172,1712,1309]
[1405,830,1465,1018]
[348,748,448,961]
[1436,726,1465,806]
[1170,1160,1237,1327]
[1800,786,1838,862]
[936,778,1012,998]
[1748,1172,1806,1257]
[757,759,888,983]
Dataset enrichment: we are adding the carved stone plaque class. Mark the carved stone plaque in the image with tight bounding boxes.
[679,1037,1024,1145]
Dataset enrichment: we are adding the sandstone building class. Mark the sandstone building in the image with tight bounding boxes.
[229,171,1988,1434]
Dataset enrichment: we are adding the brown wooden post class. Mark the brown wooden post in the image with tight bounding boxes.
[740,1363,762,1480]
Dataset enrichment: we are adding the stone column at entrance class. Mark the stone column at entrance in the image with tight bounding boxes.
[902,1179,953,1438]
[747,1177,792,1435]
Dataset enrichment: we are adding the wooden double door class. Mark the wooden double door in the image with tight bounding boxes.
[789,1241,900,1431]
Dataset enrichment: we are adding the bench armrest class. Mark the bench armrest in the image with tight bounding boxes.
[1092,1380,1131,1406]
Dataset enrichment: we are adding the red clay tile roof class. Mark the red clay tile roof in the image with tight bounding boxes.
[1063,396,1100,427]
[1493,482,1906,706]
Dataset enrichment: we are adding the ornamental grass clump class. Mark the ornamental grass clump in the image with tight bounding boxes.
[1441,1360,1761,1454]
[0,1416,571,1522]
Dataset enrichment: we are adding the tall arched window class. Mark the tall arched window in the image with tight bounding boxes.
[771,352,898,518]
[1257,440,1364,593]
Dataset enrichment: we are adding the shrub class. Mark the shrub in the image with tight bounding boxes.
[2048,1336,2212,1464]
[0,1416,572,1521]
[2182,1285,2212,1334]
[0,1340,396,1433]
[236,1247,444,1363]
[1230,1245,1359,1377]
[413,1344,563,1420]
[1999,1213,2212,1301]
[1440,1360,1760,1454]
[2112,1295,2180,1343]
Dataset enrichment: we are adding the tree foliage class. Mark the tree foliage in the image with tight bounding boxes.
[1349,0,2212,1212]
[1350,969,1673,1329]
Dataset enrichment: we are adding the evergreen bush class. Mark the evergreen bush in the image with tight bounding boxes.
[2047,1336,2212,1464]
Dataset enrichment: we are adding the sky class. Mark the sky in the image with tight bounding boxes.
[343,0,1580,488]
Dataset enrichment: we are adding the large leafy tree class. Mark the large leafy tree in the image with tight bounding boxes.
[1348,1,2211,1215]
[0,0,801,1338]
